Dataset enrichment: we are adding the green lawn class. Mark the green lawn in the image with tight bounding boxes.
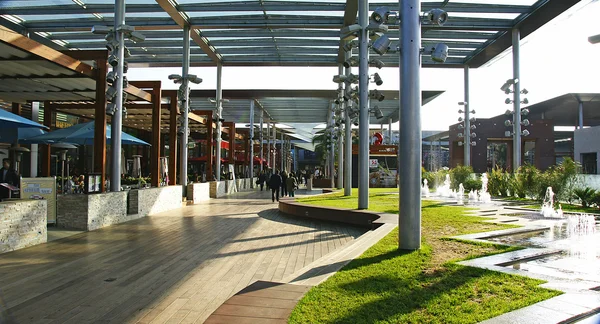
[289,190,561,324]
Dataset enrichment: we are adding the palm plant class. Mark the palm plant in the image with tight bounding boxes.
[573,187,597,208]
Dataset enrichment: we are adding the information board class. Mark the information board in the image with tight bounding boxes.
[20,177,57,224]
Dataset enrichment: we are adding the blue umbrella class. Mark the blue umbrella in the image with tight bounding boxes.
[0,108,48,129]
[0,127,46,144]
[23,121,150,146]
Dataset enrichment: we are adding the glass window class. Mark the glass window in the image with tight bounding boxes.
[581,153,597,175]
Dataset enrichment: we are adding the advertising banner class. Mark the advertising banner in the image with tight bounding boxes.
[20,177,57,224]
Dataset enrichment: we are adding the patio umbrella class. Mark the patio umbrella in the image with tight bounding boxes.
[23,121,150,146]
[0,108,48,129]
[0,127,46,144]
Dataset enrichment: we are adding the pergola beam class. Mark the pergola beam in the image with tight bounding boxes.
[155,0,221,64]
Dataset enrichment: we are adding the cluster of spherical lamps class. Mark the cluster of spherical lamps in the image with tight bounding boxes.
[457,102,476,147]
[501,79,531,138]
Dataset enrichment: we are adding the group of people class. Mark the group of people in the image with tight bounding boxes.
[257,169,299,202]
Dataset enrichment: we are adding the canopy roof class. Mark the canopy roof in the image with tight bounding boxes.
[526,93,600,127]
[0,0,580,68]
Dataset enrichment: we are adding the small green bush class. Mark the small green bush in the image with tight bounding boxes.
[514,164,540,199]
[573,187,597,208]
[463,177,482,192]
[450,165,473,190]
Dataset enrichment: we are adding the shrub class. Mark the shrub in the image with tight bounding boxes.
[573,187,597,208]
[430,169,450,188]
[422,169,435,189]
[535,158,580,202]
[450,165,473,190]
[592,192,600,208]
[487,166,506,196]
[463,177,482,192]
[514,164,540,199]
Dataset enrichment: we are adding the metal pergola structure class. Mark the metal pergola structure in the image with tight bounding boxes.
[0,0,579,68]
[0,0,582,250]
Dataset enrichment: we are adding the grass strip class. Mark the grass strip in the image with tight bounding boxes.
[289,190,561,324]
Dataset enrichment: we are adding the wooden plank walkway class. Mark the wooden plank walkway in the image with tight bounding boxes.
[0,190,365,324]
[204,281,311,324]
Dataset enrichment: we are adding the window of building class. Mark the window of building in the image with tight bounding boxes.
[487,142,508,172]
[581,153,597,174]
[523,141,536,166]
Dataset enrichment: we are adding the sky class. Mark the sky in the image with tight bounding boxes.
[127,0,600,132]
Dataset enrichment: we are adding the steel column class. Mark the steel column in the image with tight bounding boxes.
[168,95,177,185]
[388,118,392,144]
[151,85,162,188]
[266,121,271,169]
[180,25,190,191]
[578,101,584,129]
[109,0,125,192]
[344,48,352,196]
[336,64,344,189]
[512,28,522,171]
[399,0,422,250]
[93,60,107,191]
[259,110,264,171]
[464,65,471,166]
[249,100,255,183]
[215,63,223,180]
[358,0,369,209]
[280,131,284,172]
[30,102,40,177]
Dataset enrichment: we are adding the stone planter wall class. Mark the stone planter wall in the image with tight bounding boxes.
[187,183,210,204]
[0,200,47,254]
[225,180,237,194]
[57,192,128,231]
[137,186,182,216]
[209,181,226,198]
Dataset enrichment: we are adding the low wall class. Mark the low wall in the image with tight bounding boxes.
[278,199,381,228]
[57,192,129,231]
[187,183,210,204]
[236,179,244,191]
[0,200,47,254]
[313,178,334,188]
[225,180,238,195]
[137,185,182,216]
[210,181,227,198]
[577,174,600,190]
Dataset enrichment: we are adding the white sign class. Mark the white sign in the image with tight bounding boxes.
[369,159,379,168]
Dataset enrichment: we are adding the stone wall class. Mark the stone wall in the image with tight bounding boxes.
[0,200,47,254]
[137,186,182,216]
[225,180,237,194]
[57,194,89,230]
[57,192,129,231]
[210,181,226,198]
[187,183,210,204]
[87,192,128,231]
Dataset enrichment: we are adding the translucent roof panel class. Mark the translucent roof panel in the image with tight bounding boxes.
[0,0,581,68]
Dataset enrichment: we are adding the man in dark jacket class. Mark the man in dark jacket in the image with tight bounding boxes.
[0,158,19,199]
[268,170,282,202]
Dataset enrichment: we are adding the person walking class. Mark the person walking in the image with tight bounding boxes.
[280,170,288,197]
[268,170,282,202]
[286,172,298,198]
[257,171,267,191]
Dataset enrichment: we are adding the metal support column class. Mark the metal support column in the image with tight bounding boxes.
[512,28,522,170]
[272,123,276,170]
[30,102,40,177]
[215,63,223,180]
[259,110,264,171]
[328,102,335,188]
[280,131,284,172]
[249,100,255,183]
[110,0,126,192]
[388,118,392,144]
[180,25,190,191]
[358,0,369,209]
[337,64,344,189]
[344,48,352,196]
[464,65,471,166]
[578,101,584,129]
[266,121,271,169]
[399,0,422,250]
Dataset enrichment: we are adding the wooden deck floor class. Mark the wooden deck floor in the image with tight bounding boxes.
[0,190,365,324]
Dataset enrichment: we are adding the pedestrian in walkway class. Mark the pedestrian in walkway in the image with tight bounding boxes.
[280,170,288,197]
[268,170,282,202]
[286,172,298,197]
[257,171,267,191]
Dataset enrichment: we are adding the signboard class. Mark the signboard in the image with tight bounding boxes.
[85,173,102,194]
[20,177,57,224]
[369,159,379,168]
